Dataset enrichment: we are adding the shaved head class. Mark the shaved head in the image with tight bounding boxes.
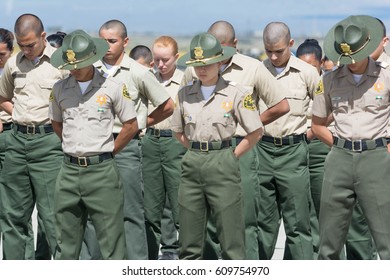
[263,22,291,45]
[208,20,235,45]
[99,19,127,39]
[14,14,44,37]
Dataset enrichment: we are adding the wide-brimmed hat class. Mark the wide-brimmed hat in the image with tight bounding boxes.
[51,29,108,70]
[324,15,383,66]
[177,32,236,67]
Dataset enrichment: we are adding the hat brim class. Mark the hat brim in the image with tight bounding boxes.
[324,15,383,65]
[51,38,109,70]
[177,46,236,67]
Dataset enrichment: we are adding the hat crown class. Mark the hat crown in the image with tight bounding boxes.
[334,16,369,54]
[189,32,223,60]
[61,30,96,63]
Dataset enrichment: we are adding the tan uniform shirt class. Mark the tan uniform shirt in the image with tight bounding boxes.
[0,71,12,124]
[312,58,390,141]
[49,68,137,156]
[171,76,263,142]
[182,53,285,136]
[149,68,183,130]
[94,55,170,132]
[262,55,320,136]
[0,44,68,125]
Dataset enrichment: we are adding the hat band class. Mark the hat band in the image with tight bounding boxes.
[336,35,370,66]
[58,48,97,70]
[185,51,223,65]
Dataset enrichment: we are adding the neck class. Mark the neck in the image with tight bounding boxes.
[160,67,175,81]
[104,51,125,66]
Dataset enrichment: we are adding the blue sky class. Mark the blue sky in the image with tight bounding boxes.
[3,0,390,38]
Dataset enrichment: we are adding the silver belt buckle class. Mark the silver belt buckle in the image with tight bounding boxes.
[352,140,362,152]
[274,137,283,146]
[78,157,88,167]
[153,129,160,137]
[200,141,209,152]
[27,124,36,134]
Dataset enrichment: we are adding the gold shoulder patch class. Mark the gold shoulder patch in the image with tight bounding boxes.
[122,84,131,99]
[315,80,324,95]
[49,90,54,101]
[243,94,256,110]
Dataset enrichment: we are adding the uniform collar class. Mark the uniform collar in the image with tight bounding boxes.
[188,75,229,96]
[263,55,304,77]
[65,67,106,91]
[18,43,55,64]
[155,67,183,85]
[95,53,132,75]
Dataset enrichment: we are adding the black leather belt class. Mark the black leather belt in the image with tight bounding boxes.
[262,134,306,146]
[2,122,12,131]
[14,124,53,135]
[190,140,232,151]
[146,127,172,137]
[333,137,388,152]
[113,131,140,140]
[64,152,113,167]
[233,136,244,146]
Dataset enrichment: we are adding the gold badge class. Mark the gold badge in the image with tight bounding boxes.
[340,43,352,54]
[243,94,256,110]
[194,47,204,59]
[221,101,233,111]
[314,80,324,95]
[373,81,384,92]
[96,94,107,106]
[66,50,76,63]
[49,90,54,101]
[122,84,131,99]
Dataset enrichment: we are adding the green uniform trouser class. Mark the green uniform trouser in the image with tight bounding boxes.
[308,140,377,260]
[257,140,313,260]
[0,129,61,259]
[203,141,262,260]
[81,138,147,260]
[179,148,245,260]
[318,146,390,260]
[0,127,36,259]
[308,139,330,256]
[160,197,179,256]
[55,158,125,260]
[142,133,185,259]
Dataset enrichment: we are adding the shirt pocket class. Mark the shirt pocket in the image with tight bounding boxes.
[211,114,235,139]
[14,78,26,95]
[62,108,77,140]
[330,96,349,115]
[362,93,389,113]
[183,114,197,137]
[286,95,306,116]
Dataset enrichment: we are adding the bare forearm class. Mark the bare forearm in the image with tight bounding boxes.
[51,120,63,141]
[260,99,290,126]
[0,97,13,116]
[174,132,190,148]
[147,98,174,127]
[311,116,333,147]
[234,128,263,158]
[114,119,139,155]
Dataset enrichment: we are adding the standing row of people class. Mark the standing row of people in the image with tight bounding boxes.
[0,13,389,260]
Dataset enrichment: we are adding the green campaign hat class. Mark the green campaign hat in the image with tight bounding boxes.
[177,32,236,67]
[51,29,108,70]
[324,15,383,66]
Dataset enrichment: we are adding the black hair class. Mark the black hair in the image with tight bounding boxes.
[0,28,14,51]
[296,39,322,62]
[129,45,153,64]
[14,13,44,37]
[47,31,67,48]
